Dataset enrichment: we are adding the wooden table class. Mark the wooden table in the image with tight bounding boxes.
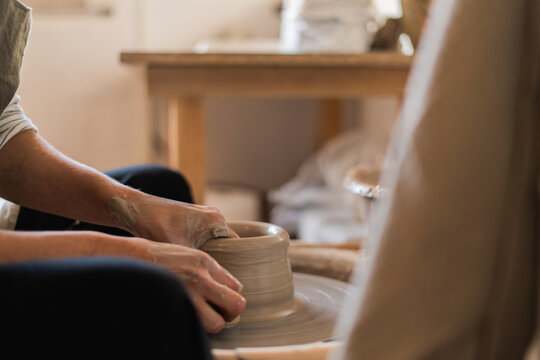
[120,52,413,203]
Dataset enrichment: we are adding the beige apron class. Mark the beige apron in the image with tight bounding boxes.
[330,0,539,359]
[0,0,31,115]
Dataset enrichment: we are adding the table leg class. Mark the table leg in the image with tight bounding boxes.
[167,97,206,204]
[319,99,342,147]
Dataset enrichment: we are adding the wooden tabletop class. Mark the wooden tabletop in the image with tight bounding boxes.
[120,51,413,69]
[120,51,413,203]
[120,51,413,98]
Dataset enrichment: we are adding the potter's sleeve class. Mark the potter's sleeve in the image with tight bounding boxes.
[0,94,38,149]
[330,0,540,359]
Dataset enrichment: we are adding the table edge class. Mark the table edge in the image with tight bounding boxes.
[120,51,413,69]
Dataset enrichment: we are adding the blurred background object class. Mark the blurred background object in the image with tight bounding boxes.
[267,101,395,244]
[400,0,431,49]
[23,0,112,15]
[25,0,85,11]
[370,0,430,53]
[342,163,389,223]
[279,0,377,53]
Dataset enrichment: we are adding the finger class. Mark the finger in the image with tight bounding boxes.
[227,225,239,238]
[208,283,246,322]
[211,226,230,239]
[191,294,225,334]
[211,207,226,222]
[191,228,219,249]
[198,205,225,221]
[196,272,246,321]
[205,255,243,292]
[217,212,226,222]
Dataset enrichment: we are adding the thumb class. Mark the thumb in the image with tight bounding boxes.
[191,225,231,249]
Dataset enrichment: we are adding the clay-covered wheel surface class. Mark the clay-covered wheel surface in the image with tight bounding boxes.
[210,272,353,349]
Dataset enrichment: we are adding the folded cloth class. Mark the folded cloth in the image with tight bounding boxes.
[331,0,540,359]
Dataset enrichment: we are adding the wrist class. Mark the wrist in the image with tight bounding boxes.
[106,190,148,237]
[92,232,154,263]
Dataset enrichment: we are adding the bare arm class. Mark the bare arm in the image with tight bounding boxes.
[0,130,236,247]
[0,228,245,333]
[0,130,143,228]
[0,229,151,265]
[0,130,245,333]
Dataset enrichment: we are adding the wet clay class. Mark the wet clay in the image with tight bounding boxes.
[107,197,140,235]
[202,222,296,323]
[201,221,352,349]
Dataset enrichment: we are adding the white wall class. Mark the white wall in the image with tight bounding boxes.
[19,0,148,171]
[140,0,282,50]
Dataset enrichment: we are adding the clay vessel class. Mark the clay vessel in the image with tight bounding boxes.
[201,221,297,322]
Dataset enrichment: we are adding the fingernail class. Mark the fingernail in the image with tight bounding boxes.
[224,315,241,329]
[212,227,229,239]
[237,282,244,293]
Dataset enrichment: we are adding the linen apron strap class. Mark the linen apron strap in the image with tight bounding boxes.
[0,0,31,115]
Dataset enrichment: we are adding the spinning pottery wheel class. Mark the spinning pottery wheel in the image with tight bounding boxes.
[201,221,354,354]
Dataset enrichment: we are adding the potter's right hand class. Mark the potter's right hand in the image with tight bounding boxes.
[107,194,238,249]
[146,242,246,333]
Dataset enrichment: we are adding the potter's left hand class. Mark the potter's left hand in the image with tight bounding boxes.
[108,194,238,248]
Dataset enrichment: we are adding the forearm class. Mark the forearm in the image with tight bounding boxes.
[0,131,234,247]
[0,130,143,230]
[0,229,153,265]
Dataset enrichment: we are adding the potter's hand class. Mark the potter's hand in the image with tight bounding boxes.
[146,242,246,333]
[108,194,238,248]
